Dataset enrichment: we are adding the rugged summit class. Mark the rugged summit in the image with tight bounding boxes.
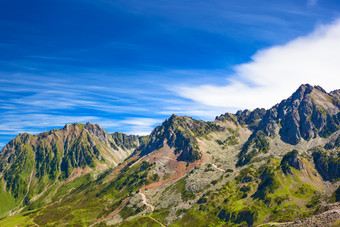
[140,114,221,162]
[238,84,340,166]
[260,84,340,144]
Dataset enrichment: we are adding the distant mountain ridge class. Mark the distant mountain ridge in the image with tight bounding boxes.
[0,122,140,216]
[0,84,340,226]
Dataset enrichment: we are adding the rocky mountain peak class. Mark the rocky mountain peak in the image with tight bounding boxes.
[215,112,238,124]
[288,84,327,105]
[295,83,313,92]
[235,109,251,120]
[164,114,196,127]
[331,89,340,96]
[216,108,266,131]
[288,84,336,110]
[62,122,84,132]
[236,108,266,128]
[238,84,340,166]
[258,84,340,144]
[140,115,220,162]
[164,114,180,126]
[140,115,199,161]
[84,121,108,142]
[169,113,178,120]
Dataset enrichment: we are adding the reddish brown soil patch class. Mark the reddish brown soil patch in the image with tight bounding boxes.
[140,143,203,190]
[142,158,202,190]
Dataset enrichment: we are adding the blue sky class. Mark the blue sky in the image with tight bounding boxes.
[1,0,340,148]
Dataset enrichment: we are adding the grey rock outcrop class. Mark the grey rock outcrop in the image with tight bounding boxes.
[85,122,108,142]
[140,114,221,162]
[312,149,340,182]
[258,84,340,145]
[281,150,304,174]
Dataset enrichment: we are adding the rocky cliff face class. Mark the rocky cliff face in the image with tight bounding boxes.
[236,108,266,129]
[280,150,304,174]
[140,114,221,162]
[238,84,340,166]
[111,132,143,150]
[216,108,266,130]
[312,150,340,181]
[312,135,340,181]
[260,84,340,144]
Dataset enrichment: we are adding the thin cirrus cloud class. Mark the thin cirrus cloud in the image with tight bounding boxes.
[117,118,162,136]
[0,113,161,137]
[0,74,165,145]
[176,19,340,111]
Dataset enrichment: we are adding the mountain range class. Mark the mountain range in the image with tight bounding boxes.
[0,84,340,226]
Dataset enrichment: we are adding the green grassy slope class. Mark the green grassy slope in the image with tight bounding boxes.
[0,123,140,219]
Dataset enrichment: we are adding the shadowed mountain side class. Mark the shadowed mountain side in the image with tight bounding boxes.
[238,84,340,166]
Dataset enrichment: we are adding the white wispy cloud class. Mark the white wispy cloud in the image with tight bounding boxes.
[115,118,162,136]
[0,114,99,134]
[93,117,163,135]
[176,19,340,111]
[119,118,160,127]
[0,114,162,139]
[0,71,170,148]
